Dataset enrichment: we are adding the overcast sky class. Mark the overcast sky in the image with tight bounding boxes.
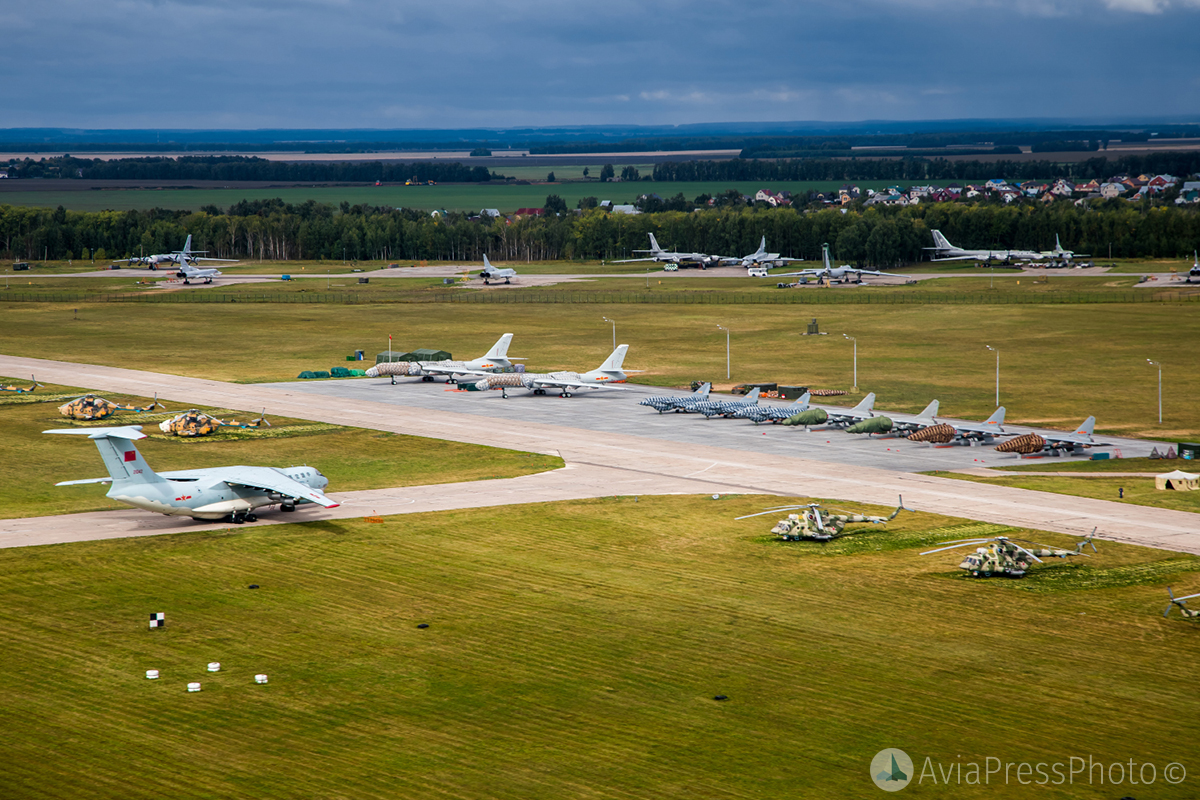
[0,0,1197,130]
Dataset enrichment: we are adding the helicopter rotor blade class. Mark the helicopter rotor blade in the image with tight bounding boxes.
[735,507,803,520]
[921,541,987,555]
[934,538,994,546]
[1009,542,1044,564]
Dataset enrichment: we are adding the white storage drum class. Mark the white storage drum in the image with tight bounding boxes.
[207,662,221,672]
[254,674,268,684]
[187,682,201,692]
[145,669,159,680]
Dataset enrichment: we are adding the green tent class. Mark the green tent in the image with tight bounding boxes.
[410,348,452,361]
[375,351,412,364]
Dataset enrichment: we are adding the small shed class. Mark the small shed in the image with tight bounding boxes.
[1155,470,1199,491]
[375,351,412,364]
[409,348,451,361]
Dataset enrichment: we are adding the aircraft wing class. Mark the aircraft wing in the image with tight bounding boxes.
[208,467,340,507]
[610,257,657,263]
[531,378,629,391]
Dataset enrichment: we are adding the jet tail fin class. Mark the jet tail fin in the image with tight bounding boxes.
[851,392,875,415]
[744,387,760,403]
[1074,416,1096,437]
[647,233,662,254]
[917,400,939,420]
[44,426,166,484]
[756,235,767,256]
[931,230,952,250]
[694,382,711,399]
[599,344,628,372]
[484,333,513,360]
[792,391,811,408]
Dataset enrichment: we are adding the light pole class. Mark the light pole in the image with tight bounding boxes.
[717,324,730,380]
[986,345,999,407]
[602,316,616,350]
[843,333,857,391]
[1147,359,1161,424]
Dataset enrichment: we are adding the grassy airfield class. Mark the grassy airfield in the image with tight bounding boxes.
[0,296,1197,441]
[1,495,1197,799]
[0,380,562,519]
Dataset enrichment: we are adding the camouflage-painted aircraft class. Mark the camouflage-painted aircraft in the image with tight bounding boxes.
[907,407,1008,445]
[1,375,42,394]
[638,382,711,413]
[691,387,761,419]
[159,409,270,437]
[994,416,1107,457]
[59,394,164,420]
[1163,587,1200,619]
[365,334,521,384]
[471,345,637,397]
[46,425,337,524]
[737,496,907,541]
[733,392,812,424]
[922,531,1096,578]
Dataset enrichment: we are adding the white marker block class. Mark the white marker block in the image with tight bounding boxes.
[207,662,221,672]
[187,682,201,692]
[145,669,159,680]
[254,674,268,684]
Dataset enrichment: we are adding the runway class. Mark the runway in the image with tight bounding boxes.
[1,353,1196,554]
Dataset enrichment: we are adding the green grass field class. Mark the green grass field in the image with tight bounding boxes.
[1,299,1196,442]
[0,179,899,214]
[938,472,1200,513]
[1,495,1197,799]
[1,380,562,519]
[995,456,1189,473]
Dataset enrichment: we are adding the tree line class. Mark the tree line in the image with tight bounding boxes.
[1,156,498,183]
[2,199,1197,266]
[653,153,1200,183]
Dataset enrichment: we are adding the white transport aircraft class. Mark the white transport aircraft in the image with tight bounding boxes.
[47,425,338,524]
[472,345,637,397]
[924,230,1043,263]
[365,334,522,383]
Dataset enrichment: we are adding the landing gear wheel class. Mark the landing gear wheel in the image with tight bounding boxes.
[246,513,258,522]
[230,512,246,524]
[281,503,296,512]
[560,392,572,398]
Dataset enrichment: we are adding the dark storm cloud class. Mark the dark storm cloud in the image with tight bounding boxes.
[0,0,1196,128]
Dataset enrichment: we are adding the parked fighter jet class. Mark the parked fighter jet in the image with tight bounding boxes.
[480,255,517,285]
[1,375,42,393]
[692,388,761,418]
[638,382,711,413]
[822,393,876,427]
[612,233,720,268]
[777,244,909,284]
[924,230,1043,264]
[886,400,939,434]
[721,236,802,268]
[733,392,812,424]
[472,345,636,397]
[47,425,338,523]
[365,334,521,384]
[907,408,1008,444]
[994,416,1107,457]
[177,263,222,284]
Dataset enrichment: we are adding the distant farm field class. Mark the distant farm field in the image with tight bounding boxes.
[0,180,902,213]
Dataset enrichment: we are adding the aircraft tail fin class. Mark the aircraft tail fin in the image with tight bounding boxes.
[1074,416,1096,437]
[648,233,662,254]
[484,333,513,359]
[917,400,939,420]
[694,382,711,399]
[983,407,1005,428]
[756,235,767,256]
[182,234,192,255]
[931,230,952,250]
[822,243,832,270]
[44,426,166,484]
[599,344,629,372]
[851,392,875,415]
[792,391,811,408]
[744,387,760,403]
[482,255,493,271]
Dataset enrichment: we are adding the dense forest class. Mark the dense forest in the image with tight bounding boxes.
[3,199,1197,266]
[1,156,497,183]
[652,153,1200,183]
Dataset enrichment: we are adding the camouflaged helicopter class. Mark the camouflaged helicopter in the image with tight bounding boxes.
[1,375,42,394]
[737,495,907,541]
[921,530,1097,578]
[1163,587,1200,620]
[58,394,164,421]
[158,408,270,437]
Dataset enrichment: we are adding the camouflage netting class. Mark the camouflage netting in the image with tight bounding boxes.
[297,370,331,380]
[808,389,848,397]
[473,373,530,390]
[782,408,828,427]
[908,423,957,443]
[995,433,1047,454]
[846,416,892,435]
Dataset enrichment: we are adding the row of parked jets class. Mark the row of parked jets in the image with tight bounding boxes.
[638,383,1105,457]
